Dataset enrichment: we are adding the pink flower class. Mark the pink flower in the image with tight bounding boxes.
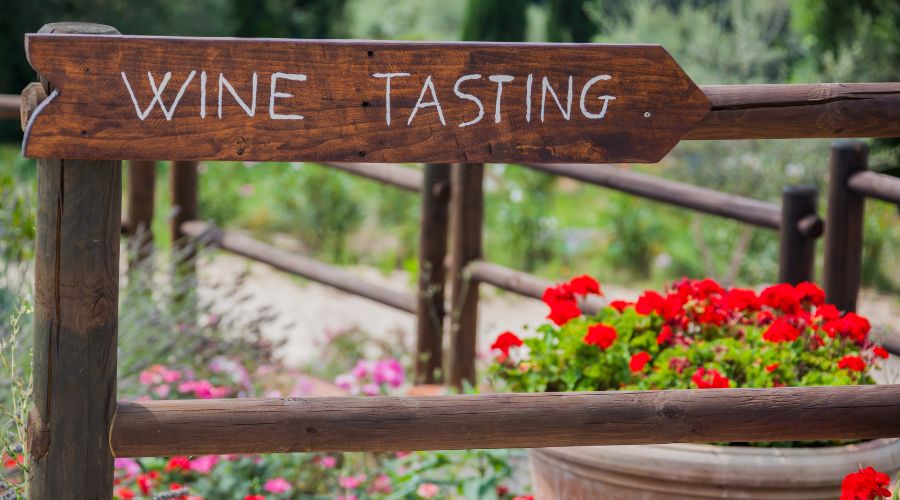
[335,374,355,391]
[153,384,171,397]
[339,474,366,490]
[114,457,141,477]
[352,360,372,380]
[189,455,219,474]
[371,474,392,493]
[162,369,182,383]
[373,359,405,388]
[318,455,337,469]
[361,383,381,396]
[417,482,440,498]
[263,477,292,494]
[336,496,358,500]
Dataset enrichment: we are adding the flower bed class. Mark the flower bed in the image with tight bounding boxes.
[489,275,897,498]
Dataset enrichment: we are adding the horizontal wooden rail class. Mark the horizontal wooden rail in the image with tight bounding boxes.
[0,93,18,119]
[524,162,785,230]
[848,171,900,204]
[110,385,900,457]
[181,220,417,313]
[320,162,423,192]
[466,260,605,315]
[689,83,900,140]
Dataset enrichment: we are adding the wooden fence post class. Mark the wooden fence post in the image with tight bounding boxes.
[448,163,484,388]
[126,160,156,266]
[29,21,121,500]
[823,141,868,312]
[416,164,451,384]
[778,185,818,285]
[170,160,199,299]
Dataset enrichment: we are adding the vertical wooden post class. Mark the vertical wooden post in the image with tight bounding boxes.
[778,185,818,285]
[126,160,156,266]
[823,141,868,312]
[448,163,484,388]
[29,22,121,500]
[415,164,451,384]
[170,160,199,296]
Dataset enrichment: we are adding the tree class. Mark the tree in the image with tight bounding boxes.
[461,0,527,42]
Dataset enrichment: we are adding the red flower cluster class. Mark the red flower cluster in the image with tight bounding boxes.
[490,331,524,362]
[762,318,801,343]
[629,352,651,372]
[838,355,867,372]
[584,324,617,350]
[841,466,892,499]
[691,367,731,389]
[542,275,602,326]
[824,312,872,344]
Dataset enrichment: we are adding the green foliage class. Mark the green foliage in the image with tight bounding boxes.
[462,0,528,41]
[546,0,599,42]
[604,196,661,279]
[485,165,558,272]
[272,164,364,263]
[232,0,348,38]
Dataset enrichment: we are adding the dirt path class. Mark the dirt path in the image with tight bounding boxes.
[198,251,899,381]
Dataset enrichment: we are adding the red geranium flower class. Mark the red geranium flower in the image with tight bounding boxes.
[635,291,682,321]
[137,473,155,495]
[609,300,631,312]
[547,299,581,326]
[244,496,266,500]
[490,331,523,361]
[165,456,191,472]
[795,281,826,306]
[656,325,673,345]
[873,346,889,359]
[691,367,731,389]
[760,283,802,313]
[815,303,841,321]
[568,275,602,296]
[723,288,759,311]
[823,312,871,344]
[584,324,617,350]
[116,487,136,500]
[629,352,652,372]
[762,318,801,343]
[841,466,892,500]
[766,363,779,373]
[838,355,866,372]
[542,284,574,306]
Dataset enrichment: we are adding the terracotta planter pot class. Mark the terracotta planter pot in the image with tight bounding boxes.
[530,439,900,499]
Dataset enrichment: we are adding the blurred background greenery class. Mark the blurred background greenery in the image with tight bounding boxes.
[1,0,898,308]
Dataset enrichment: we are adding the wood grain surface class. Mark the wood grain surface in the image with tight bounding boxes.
[110,384,900,457]
[24,34,709,163]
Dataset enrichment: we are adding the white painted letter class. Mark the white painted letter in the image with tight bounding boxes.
[372,72,411,126]
[218,72,258,118]
[525,73,533,123]
[269,72,307,120]
[454,74,484,128]
[580,75,616,119]
[200,71,207,118]
[407,75,446,126]
[122,70,196,121]
[488,75,514,123]
[541,75,573,122]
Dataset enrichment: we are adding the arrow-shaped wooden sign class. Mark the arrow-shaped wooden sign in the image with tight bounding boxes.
[23,34,710,163]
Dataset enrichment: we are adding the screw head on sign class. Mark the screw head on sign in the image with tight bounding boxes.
[644,112,652,118]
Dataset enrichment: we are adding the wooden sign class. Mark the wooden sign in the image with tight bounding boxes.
[23,34,710,163]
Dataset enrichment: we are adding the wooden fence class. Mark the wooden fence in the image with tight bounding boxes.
[11,22,900,498]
